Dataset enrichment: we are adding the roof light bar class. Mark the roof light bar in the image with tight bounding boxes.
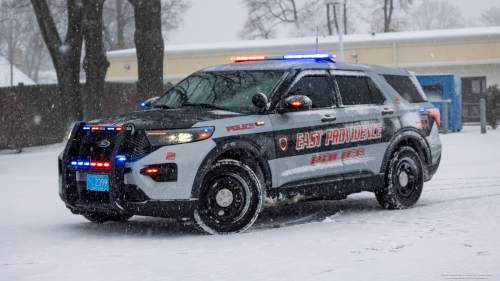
[230,56,266,62]
[283,54,337,59]
[230,54,338,62]
[83,126,123,132]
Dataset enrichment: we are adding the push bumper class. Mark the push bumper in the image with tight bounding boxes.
[59,123,197,219]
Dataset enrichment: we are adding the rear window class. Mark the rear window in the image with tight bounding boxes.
[335,76,386,105]
[382,75,427,103]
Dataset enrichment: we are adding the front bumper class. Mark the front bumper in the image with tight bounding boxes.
[59,123,200,219]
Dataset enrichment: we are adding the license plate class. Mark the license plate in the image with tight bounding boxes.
[87,174,109,192]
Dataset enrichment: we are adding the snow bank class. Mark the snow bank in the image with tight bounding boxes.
[1,127,499,280]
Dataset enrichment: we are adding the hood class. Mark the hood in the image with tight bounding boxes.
[87,107,243,130]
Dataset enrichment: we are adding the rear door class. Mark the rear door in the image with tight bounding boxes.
[330,71,394,186]
[269,70,344,189]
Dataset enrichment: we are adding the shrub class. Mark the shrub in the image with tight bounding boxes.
[1,92,28,153]
[484,84,500,129]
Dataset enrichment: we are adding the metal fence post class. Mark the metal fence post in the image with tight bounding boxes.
[441,100,449,134]
[480,98,486,134]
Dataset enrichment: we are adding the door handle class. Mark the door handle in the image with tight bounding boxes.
[381,108,394,115]
[321,115,337,122]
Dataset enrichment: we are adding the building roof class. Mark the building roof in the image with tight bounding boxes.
[0,56,36,87]
[107,26,500,61]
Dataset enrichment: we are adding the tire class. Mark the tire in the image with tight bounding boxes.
[376,146,424,209]
[193,159,262,234]
[82,212,133,224]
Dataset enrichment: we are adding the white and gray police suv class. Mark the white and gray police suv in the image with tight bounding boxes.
[59,54,442,234]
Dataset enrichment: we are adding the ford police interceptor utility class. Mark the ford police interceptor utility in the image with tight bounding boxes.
[59,54,442,234]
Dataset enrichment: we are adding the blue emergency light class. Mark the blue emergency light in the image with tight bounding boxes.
[283,54,337,59]
[231,53,338,62]
[116,155,127,162]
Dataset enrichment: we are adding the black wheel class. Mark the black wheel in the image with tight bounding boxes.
[82,212,133,224]
[193,159,262,234]
[376,146,424,209]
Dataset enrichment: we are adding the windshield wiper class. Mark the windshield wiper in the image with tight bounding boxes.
[153,104,175,109]
[181,102,232,111]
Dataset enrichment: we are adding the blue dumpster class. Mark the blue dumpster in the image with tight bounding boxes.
[416,74,462,132]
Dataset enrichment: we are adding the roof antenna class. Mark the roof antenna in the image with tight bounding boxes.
[316,26,319,53]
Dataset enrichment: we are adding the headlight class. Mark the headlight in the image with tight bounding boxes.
[146,127,214,146]
[68,131,72,140]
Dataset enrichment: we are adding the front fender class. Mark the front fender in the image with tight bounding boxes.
[190,136,274,199]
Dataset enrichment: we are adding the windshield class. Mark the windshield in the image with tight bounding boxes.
[154,70,286,110]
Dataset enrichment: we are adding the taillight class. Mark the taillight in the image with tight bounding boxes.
[427,108,441,129]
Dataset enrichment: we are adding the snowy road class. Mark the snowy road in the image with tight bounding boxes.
[1,126,499,281]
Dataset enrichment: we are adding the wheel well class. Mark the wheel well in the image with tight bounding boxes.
[214,149,268,188]
[387,137,431,180]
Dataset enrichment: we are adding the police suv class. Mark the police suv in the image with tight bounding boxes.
[59,54,442,234]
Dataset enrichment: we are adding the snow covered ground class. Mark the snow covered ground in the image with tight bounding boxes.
[1,126,499,281]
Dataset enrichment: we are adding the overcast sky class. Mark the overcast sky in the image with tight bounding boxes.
[167,0,499,45]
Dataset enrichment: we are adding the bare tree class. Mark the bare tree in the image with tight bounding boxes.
[0,1,29,86]
[103,0,135,50]
[161,0,190,40]
[410,0,463,30]
[239,0,300,40]
[83,0,110,119]
[240,0,362,39]
[479,5,500,27]
[31,0,85,121]
[128,0,164,98]
[103,0,189,51]
[369,0,413,32]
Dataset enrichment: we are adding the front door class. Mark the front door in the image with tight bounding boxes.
[269,70,344,191]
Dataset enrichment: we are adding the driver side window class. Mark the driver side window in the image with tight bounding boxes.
[289,76,333,108]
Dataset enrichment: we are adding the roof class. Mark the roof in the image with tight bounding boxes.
[107,26,500,61]
[201,59,410,76]
[0,56,36,87]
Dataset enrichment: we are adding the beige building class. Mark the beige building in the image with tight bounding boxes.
[106,26,500,88]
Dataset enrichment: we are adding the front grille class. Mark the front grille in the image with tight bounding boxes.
[130,130,152,162]
[70,130,121,162]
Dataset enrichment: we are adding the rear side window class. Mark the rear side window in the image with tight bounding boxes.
[382,75,427,103]
[335,76,386,105]
[290,76,333,108]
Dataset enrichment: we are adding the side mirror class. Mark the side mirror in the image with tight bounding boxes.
[252,93,268,109]
[141,96,160,108]
[283,95,312,112]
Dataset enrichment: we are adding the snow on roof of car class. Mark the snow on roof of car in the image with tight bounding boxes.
[107,26,500,61]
